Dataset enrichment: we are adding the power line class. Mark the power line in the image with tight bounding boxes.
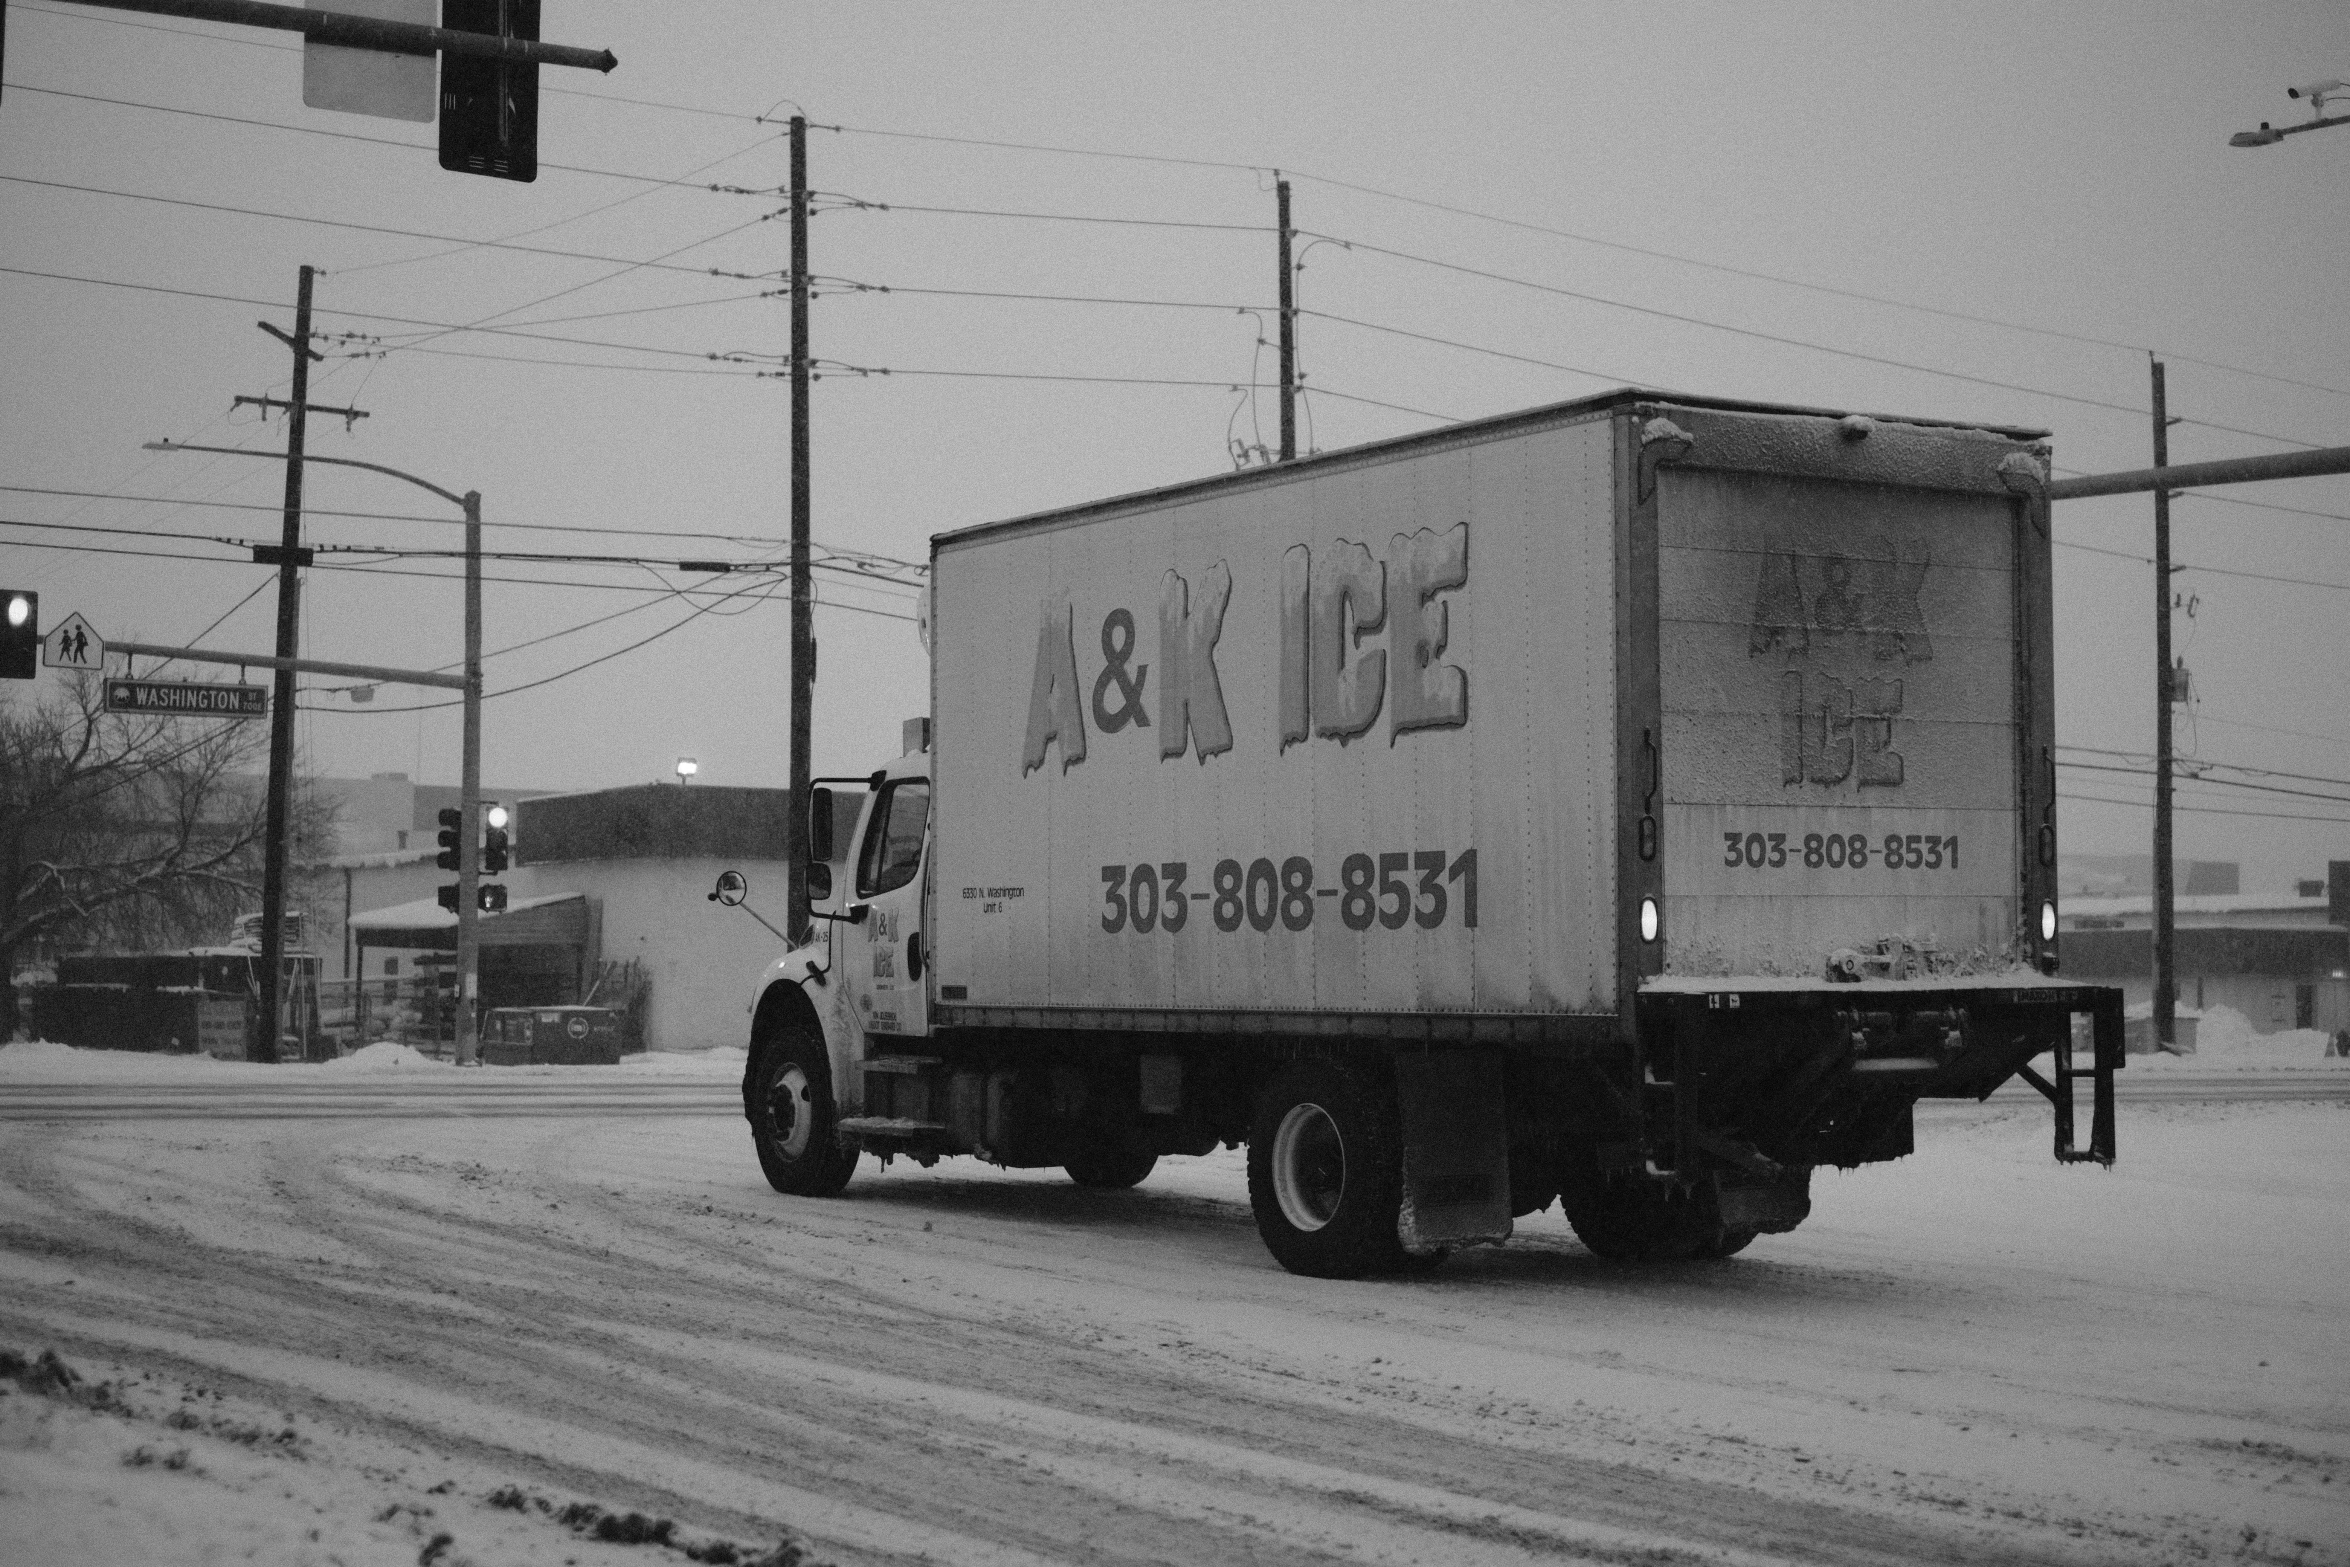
[2056,759,2350,807]
[785,363,1462,422]
[1300,228,2334,449]
[2180,491,2350,527]
[301,579,914,717]
[810,117,2350,403]
[1302,308,1632,389]
[0,524,921,611]
[0,82,761,189]
[0,483,915,573]
[825,195,1269,234]
[2058,745,2350,792]
[2051,537,2350,594]
[0,175,779,281]
[0,516,918,594]
[2059,789,2350,827]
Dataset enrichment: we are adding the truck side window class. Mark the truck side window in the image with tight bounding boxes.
[857,780,930,897]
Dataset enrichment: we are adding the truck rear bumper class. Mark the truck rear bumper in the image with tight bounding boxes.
[1635,978,2125,1168]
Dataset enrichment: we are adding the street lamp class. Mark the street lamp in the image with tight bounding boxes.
[676,757,699,784]
[146,440,488,1067]
[2229,79,2350,146]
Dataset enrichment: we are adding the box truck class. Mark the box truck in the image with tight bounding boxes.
[725,388,2124,1278]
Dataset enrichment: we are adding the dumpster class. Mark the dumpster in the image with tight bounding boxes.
[481,1005,621,1066]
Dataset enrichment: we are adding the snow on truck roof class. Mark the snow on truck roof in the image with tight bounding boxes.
[930,385,2052,554]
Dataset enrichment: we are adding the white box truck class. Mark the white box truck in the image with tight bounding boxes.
[724,389,2123,1278]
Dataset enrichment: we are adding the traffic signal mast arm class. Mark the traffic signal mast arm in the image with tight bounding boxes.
[61,0,617,72]
[107,639,468,691]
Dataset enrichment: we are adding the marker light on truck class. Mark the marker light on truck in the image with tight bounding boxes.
[2040,900,2058,944]
[1639,897,1660,943]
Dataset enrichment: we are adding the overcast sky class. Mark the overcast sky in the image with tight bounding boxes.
[3,0,2346,890]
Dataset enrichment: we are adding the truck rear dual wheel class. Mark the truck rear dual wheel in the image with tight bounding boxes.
[1247,1061,1417,1279]
[1559,1158,1753,1261]
[747,1025,859,1197]
[1064,1145,1158,1189]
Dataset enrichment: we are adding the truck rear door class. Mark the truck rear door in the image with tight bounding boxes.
[1635,407,2052,980]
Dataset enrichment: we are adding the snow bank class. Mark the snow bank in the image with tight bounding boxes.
[317,1041,452,1072]
[0,1038,746,1084]
[2132,1003,2344,1070]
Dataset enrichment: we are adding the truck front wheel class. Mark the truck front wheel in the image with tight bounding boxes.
[747,1025,858,1197]
[1247,1061,1410,1278]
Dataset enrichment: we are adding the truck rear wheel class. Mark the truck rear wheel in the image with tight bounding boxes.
[1559,1158,1709,1262]
[1064,1145,1157,1189]
[747,1025,858,1197]
[1247,1061,1410,1278]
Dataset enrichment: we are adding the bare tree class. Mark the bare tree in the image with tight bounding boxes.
[0,676,332,1038]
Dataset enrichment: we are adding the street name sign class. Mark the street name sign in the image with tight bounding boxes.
[43,613,104,670]
[104,679,269,718]
[302,0,436,122]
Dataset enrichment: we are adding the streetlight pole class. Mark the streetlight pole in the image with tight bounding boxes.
[145,440,484,1065]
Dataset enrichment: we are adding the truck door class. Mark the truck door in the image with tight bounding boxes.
[845,776,931,1039]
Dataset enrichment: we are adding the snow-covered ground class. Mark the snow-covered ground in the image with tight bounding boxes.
[2,1038,2344,1565]
[0,1036,751,1083]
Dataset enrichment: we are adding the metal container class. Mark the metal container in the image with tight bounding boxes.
[482,1005,620,1065]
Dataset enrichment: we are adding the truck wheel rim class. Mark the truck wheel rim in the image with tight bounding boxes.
[1272,1102,1345,1232]
[767,1064,814,1160]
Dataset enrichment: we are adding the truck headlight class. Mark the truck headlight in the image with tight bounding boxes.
[1639,897,1661,943]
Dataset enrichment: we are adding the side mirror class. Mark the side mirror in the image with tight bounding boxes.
[808,786,835,863]
[709,869,748,907]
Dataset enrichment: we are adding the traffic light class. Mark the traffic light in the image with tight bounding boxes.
[1,590,36,679]
[483,802,510,873]
[439,0,539,182]
[478,883,508,914]
[437,884,462,914]
[435,807,463,871]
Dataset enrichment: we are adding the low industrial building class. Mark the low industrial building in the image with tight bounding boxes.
[333,782,795,1054]
[2059,862,2349,1036]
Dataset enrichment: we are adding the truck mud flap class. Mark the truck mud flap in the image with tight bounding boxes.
[1393,1050,1512,1254]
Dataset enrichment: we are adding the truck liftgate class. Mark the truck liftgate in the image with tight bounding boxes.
[1636,980,2125,1175]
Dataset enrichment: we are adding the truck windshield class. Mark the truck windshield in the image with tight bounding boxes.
[857,780,930,897]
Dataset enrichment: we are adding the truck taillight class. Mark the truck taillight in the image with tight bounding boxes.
[2040,901,2058,944]
[1639,897,1661,943]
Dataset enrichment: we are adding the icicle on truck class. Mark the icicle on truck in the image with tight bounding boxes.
[720,388,2125,1278]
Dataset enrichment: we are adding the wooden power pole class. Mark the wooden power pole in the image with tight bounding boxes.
[1277,177,1296,462]
[2151,358,2177,1051]
[254,264,319,1063]
[787,114,813,943]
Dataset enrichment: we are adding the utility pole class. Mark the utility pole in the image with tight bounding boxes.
[254,263,319,1064]
[787,114,813,943]
[457,489,483,1066]
[2151,358,2177,1052]
[1276,176,1296,462]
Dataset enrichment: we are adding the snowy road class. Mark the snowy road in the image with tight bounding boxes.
[2,1050,2345,1567]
